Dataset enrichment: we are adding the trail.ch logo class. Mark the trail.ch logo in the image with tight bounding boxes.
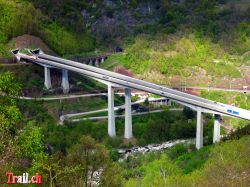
[3,172,42,184]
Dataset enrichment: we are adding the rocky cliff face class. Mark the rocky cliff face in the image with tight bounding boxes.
[28,0,250,49]
[81,1,164,47]
[83,1,162,30]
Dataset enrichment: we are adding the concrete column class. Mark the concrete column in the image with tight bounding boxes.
[61,70,69,94]
[44,66,52,89]
[167,99,172,106]
[108,85,116,137]
[196,108,203,149]
[213,114,221,143]
[95,59,99,67]
[101,57,105,63]
[125,88,133,139]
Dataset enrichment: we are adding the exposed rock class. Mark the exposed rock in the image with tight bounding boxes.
[114,66,133,77]
[118,139,194,161]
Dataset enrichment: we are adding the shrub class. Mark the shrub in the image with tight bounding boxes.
[174,146,211,174]
[167,143,189,160]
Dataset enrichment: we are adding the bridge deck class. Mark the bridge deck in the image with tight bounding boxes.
[12,49,250,121]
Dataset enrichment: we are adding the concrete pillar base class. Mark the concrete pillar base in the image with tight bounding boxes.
[95,60,99,67]
[44,66,52,89]
[213,114,221,143]
[196,108,203,149]
[108,85,116,137]
[61,70,69,94]
[125,88,133,139]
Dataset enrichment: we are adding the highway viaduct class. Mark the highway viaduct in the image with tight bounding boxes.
[34,50,108,94]
[12,49,250,149]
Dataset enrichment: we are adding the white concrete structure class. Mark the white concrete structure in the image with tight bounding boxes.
[108,85,116,137]
[95,59,99,67]
[196,107,203,149]
[44,66,52,89]
[90,60,93,66]
[213,114,221,143]
[61,70,69,93]
[168,99,172,106]
[125,88,133,139]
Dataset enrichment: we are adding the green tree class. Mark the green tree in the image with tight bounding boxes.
[19,123,45,159]
[67,135,109,187]
[133,155,181,187]
[0,72,22,181]
[183,107,195,119]
[18,121,47,174]
[0,72,21,153]
[100,162,124,187]
[42,153,80,187]
[201,137,250,186]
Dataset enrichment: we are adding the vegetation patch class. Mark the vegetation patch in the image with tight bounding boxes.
[103,33,246,86]
[0,0,94,57]
[125,136,250,187]
[200,90,250,109]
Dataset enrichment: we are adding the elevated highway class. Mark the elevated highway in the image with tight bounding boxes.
[12,49,250,149]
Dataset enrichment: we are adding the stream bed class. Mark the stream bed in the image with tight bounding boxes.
[118,139,194,161]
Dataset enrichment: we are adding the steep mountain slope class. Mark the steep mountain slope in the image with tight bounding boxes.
[102,33,250,87]
[0,0,94,57]
[0,0,250,87]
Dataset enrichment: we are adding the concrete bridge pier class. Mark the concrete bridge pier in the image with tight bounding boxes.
[196,107,203,149]
[44,66,52,89]
[61,70,69,94]
[213,114,221,143]
[168,99,172,106]
[95,59,99,67]
[101,57,105,63]
[108,85,116,137]
[125,88,133,139]
[92,78,123,138]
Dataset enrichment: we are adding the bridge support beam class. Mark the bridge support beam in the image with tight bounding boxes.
[108,85,116,137]
[196,108,203,149]
[125,88,133,139]
[44,66,52,89]
[61,70,69,94]
[213,114,221,143]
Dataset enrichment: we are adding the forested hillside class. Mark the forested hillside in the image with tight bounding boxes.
[2,0,249,85]
[0,0,94,57]
[0,0,250,186]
